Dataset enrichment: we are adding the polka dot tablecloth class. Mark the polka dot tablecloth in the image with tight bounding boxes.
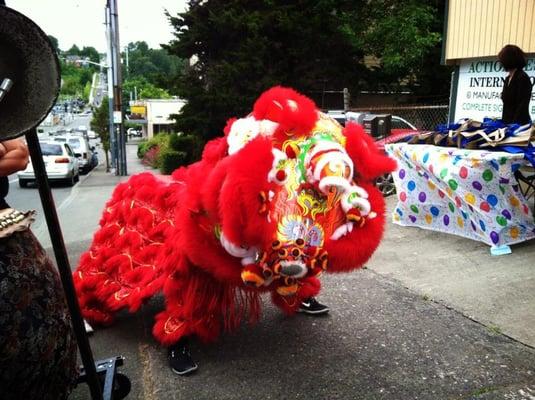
[386,143,535,248]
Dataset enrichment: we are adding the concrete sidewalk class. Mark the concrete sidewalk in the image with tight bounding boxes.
[55,145,535,399]
[368,196,535,348]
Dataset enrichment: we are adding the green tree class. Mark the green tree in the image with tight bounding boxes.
[66,44,81,55]
[83,82,92,102]
[164,0,450,141]
[122,76,171,114]
[61,75,83,96]
[123,41,185,87]
[359,0,451,95]
[90,97,111,171]
[79,46,100,64]
[165,0,366,141]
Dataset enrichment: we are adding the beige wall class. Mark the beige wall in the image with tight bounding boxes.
[445,0,535,64]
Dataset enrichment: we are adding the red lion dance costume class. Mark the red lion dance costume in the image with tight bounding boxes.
[74,87,396,352]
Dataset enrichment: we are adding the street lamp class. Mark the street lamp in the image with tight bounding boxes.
[67,57,116,171]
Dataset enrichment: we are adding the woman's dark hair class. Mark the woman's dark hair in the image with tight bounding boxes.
[498,45,527,71]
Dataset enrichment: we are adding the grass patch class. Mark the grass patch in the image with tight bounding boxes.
[487,325,502,335]
[470,386,498,396]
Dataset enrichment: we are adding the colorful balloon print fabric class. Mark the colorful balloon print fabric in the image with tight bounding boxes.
[386,143,535,247]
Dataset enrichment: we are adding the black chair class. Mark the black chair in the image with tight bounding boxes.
[515,166,535,214]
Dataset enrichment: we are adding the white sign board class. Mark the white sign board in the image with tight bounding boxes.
[113,111,122,124]
[454,57,535,122]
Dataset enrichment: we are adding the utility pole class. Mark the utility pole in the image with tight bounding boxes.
[107,0,127,175]
[343,87,350,112]
[125,45,129,77]
[104,3,116,170]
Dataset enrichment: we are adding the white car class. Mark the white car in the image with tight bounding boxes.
[127,128,142,137]
[53,135,97,174]
[18,141,80,187]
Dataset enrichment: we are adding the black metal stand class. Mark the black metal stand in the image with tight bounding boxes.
[25,129,105,399]
[77,356,131,400]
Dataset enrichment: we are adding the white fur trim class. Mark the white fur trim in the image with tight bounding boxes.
[227,117,279,155]
[341,187,371,215]
[330,222,354,240]
[227,117,260,155]
[268,149,288,184]
[259,119,279,136]
[241,256,256,266]
[220,232,257,258]
[305,141,347,169]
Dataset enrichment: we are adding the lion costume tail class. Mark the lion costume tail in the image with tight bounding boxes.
[73,172,182,326]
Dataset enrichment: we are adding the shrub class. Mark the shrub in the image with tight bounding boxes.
[159,149,187,174]
[169,134,203,162]
[142,146,160,167]
[137,133,171,160]
[137,132,204,174]
[137,141,149,158]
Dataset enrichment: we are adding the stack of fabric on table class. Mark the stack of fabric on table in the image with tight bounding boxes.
[406,118,535,166]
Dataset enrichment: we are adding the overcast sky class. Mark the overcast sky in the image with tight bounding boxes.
[8,0,188,52]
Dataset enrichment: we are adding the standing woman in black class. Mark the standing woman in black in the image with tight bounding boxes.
[0,139,78,399]
[499,44,533,125]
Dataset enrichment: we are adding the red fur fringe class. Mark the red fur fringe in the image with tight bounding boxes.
[344,123,397,181]
[253,86,318,137]
[324,182,386,273]
[74,87,390,347]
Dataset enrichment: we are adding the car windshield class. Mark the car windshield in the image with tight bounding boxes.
[40,143,63,156]
[333,117,346,126]
[68,138,81,149]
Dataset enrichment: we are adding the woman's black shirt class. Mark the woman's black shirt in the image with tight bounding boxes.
[501,69,533,125]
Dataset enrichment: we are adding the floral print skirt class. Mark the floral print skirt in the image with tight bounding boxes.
[0,229,78,400]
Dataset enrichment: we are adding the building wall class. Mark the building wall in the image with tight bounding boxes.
[445,0,535,64]
[148,100,185,139]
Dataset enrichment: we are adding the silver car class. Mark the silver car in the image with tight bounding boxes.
[17,141,80,187]
[53,135,97,174]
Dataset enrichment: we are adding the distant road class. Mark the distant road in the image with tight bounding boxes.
[6,113,103,235]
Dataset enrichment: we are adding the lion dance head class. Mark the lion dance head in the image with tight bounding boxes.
[174,86,397,314]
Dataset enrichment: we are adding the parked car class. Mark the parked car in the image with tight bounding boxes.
[87,130,97,139]
[18,141,80,187]
[327,110,419,196]
[127,128,142,138]
[325,110,347,127]
[53,135,97,174]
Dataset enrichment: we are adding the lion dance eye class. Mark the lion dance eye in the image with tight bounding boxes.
[295,238,305,247]
[272,240,282,250]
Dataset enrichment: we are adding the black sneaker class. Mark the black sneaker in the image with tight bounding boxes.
[168,339,198,376]
[298,297,329,315]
